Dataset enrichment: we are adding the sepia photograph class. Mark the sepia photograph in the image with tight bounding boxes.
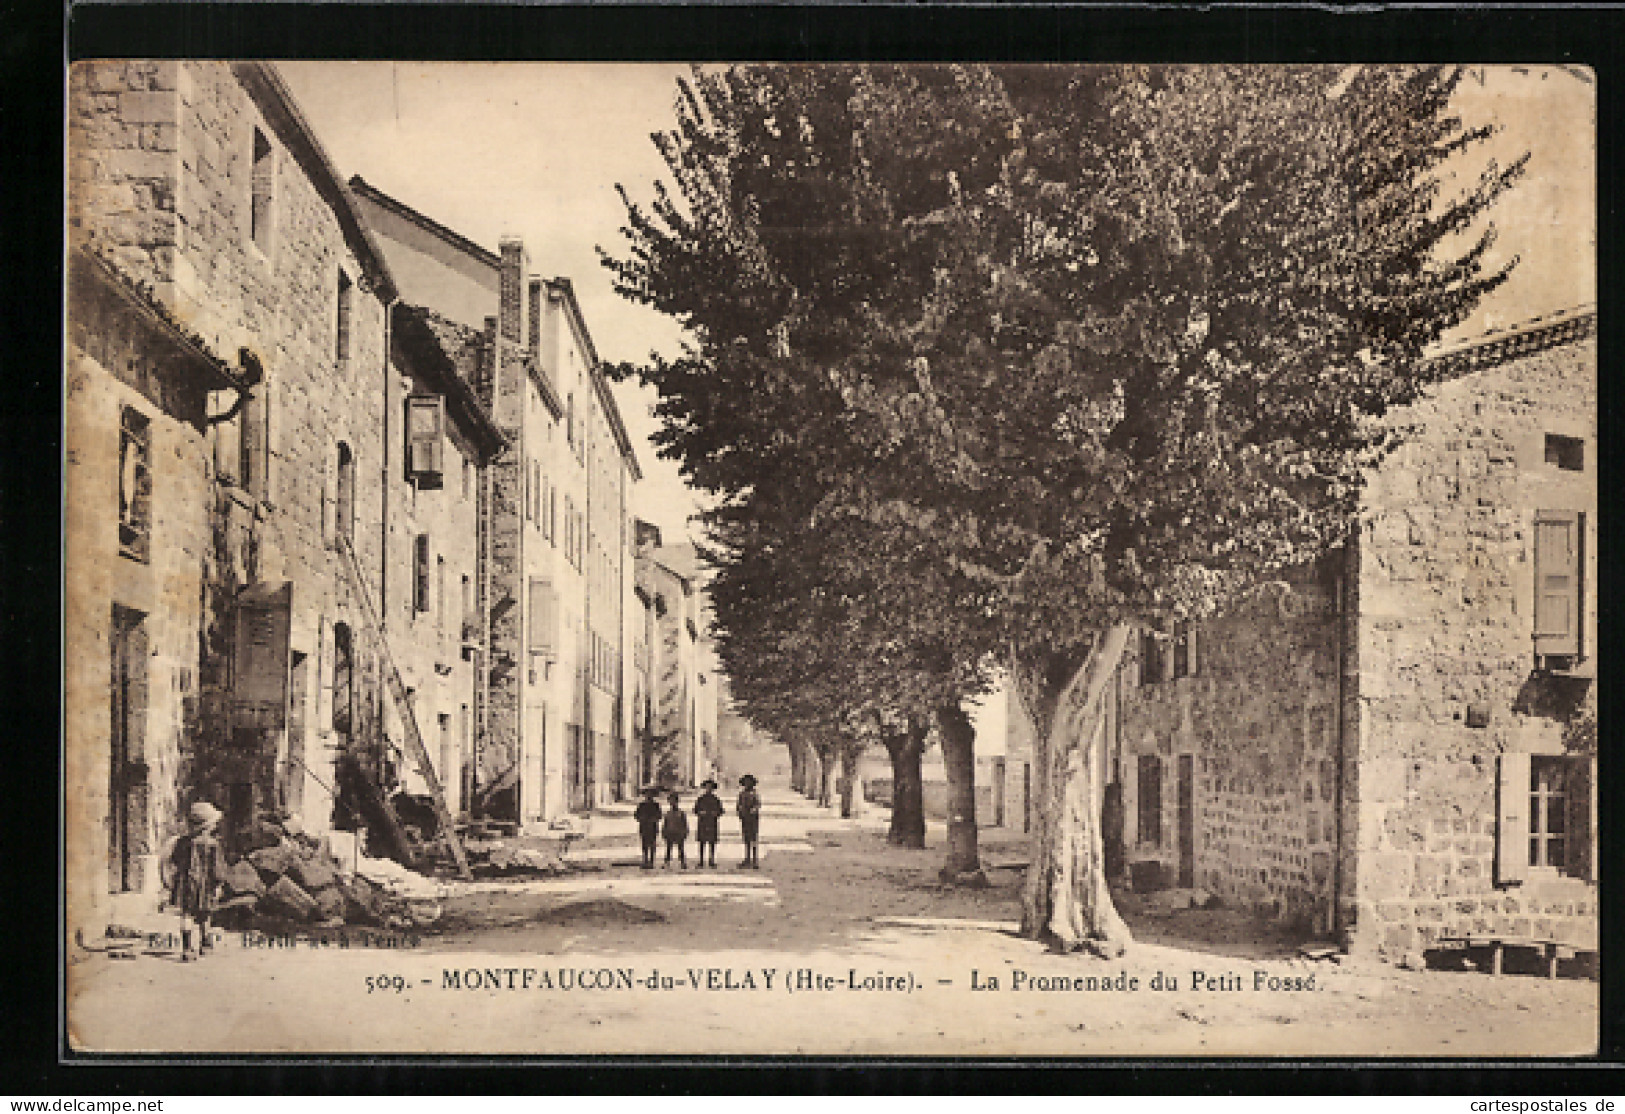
[62,58,1597,1058]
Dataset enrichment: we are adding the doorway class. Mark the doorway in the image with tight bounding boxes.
[1177,753,1195,888]
[108,605,148,893]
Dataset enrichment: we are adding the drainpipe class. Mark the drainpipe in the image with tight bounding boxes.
[380,297,397,637]
[1332,550,1349,940]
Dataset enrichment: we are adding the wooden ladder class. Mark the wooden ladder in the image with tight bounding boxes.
[336,534,473,880]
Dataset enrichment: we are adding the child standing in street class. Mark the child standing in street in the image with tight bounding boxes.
[693,779,724,868]
[164,801,226,961]
[736,774,761,869]
[662,792,689,869]
[634,786,663,869]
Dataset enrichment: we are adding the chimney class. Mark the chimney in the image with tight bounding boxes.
[498,237,527,346]
[528,278,544,363]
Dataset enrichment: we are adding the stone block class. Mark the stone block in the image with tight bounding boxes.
[119,91,178,125]
[248,843,294,882]
[224,859,265,899]
[312,885,346,921]
[289,850,337,892]
[263,875,318,922]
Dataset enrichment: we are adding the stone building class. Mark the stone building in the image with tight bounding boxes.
[349,179,642,825]
[632,531,715,789]
[67,61,404,936]
[1005,308,1597,959]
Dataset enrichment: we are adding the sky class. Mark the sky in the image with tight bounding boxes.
[277,61,705,546]
[276,63,1594,546]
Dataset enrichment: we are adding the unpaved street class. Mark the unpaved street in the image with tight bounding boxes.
[68,794,1598,1056]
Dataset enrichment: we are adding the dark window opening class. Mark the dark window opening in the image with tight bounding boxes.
[336,269,353,364]
[1544,433,1584,472]
[1138,754,1163,846]
[118,407,151,562]
[335,442,355,544]
[1529,755,1568,871]
[250,128,274,253]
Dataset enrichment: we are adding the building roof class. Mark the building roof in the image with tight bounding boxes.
[1425,304,1596,379]
[233,64,399,304]
[347,175,502,272]
[392,303,508,458]
[544,277,643,482]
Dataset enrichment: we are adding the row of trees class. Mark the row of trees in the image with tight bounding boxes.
[603,64,1522,954]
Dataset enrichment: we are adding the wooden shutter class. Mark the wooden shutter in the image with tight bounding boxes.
[406,396,445,484]
[1496,751,1531,885]
[231,582,293,730]
[1534,511,1581,657]
[414,534,431,613]
[1566,755,1594,881]
[1138,754,1162,846]
[528,579,556,657]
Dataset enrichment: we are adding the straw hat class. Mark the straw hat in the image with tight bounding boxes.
[700,778,718,790]
[188,801,222,830]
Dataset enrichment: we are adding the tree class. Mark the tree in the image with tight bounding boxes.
[607,64,1522,949]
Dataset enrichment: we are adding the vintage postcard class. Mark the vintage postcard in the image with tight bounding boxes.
[63,61,1596,1057]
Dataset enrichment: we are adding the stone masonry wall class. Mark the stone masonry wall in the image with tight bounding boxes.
[70,61,392,841]
[1345,330,1597,958]
[1118,580,1346,934]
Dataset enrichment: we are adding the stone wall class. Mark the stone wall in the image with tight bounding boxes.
[69,60,393,847]
[64,340,215,936]
[1118,579,1346,933]
[1345,327,1597,957]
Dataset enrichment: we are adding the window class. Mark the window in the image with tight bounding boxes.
[239,385,269,503]
[528,579,556,658]
[334,442,355,544]
[118,406,151,562]
[414,534,431,613]
[1533,510,1584,666]
[331,622,353,737]
[406,395,445,487]
[1172,622,1193,679]
[250,128,274,253]
[1137,755,1162,846]
[1140,628,1164,686]
[1529,756,1568,871]
[1498,752,1594,882]
[335,268,353,364]
[1544,433,1584,472]
[436,554,446,636]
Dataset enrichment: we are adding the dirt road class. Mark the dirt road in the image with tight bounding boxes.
[68,795,1597,1056]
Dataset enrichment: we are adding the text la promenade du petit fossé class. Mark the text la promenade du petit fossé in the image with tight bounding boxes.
[231,930,1321,997]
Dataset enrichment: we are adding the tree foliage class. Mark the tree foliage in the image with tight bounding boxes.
[604,63,1524,946]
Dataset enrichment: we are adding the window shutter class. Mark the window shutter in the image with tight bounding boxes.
[1533,511,1581,657]
[1566,756,1594,881]
[231,582,293,730]
[414,534,431,613]
[406,396,445,484]
[528,579,556,658]
[1496,751,1531,885]
[315,617,333,733]
[320,451,336,546]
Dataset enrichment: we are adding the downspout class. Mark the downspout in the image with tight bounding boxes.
[380,297,396,637]
[1332,548,1349,940]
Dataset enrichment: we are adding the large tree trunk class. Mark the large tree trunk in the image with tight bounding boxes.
[883,723,926,848]
[787,738,806,795]
[802,739,821,801]
[815,743,835,808]
[839,744,862,819]
[1018,624,1134,956]
[937,702,984,883]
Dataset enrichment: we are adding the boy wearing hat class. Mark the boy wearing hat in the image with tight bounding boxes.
[661,792,689,869]
[693,779,724,868]
[736,774,762,869]
[634,787,663,869]
[165,801,226,961]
